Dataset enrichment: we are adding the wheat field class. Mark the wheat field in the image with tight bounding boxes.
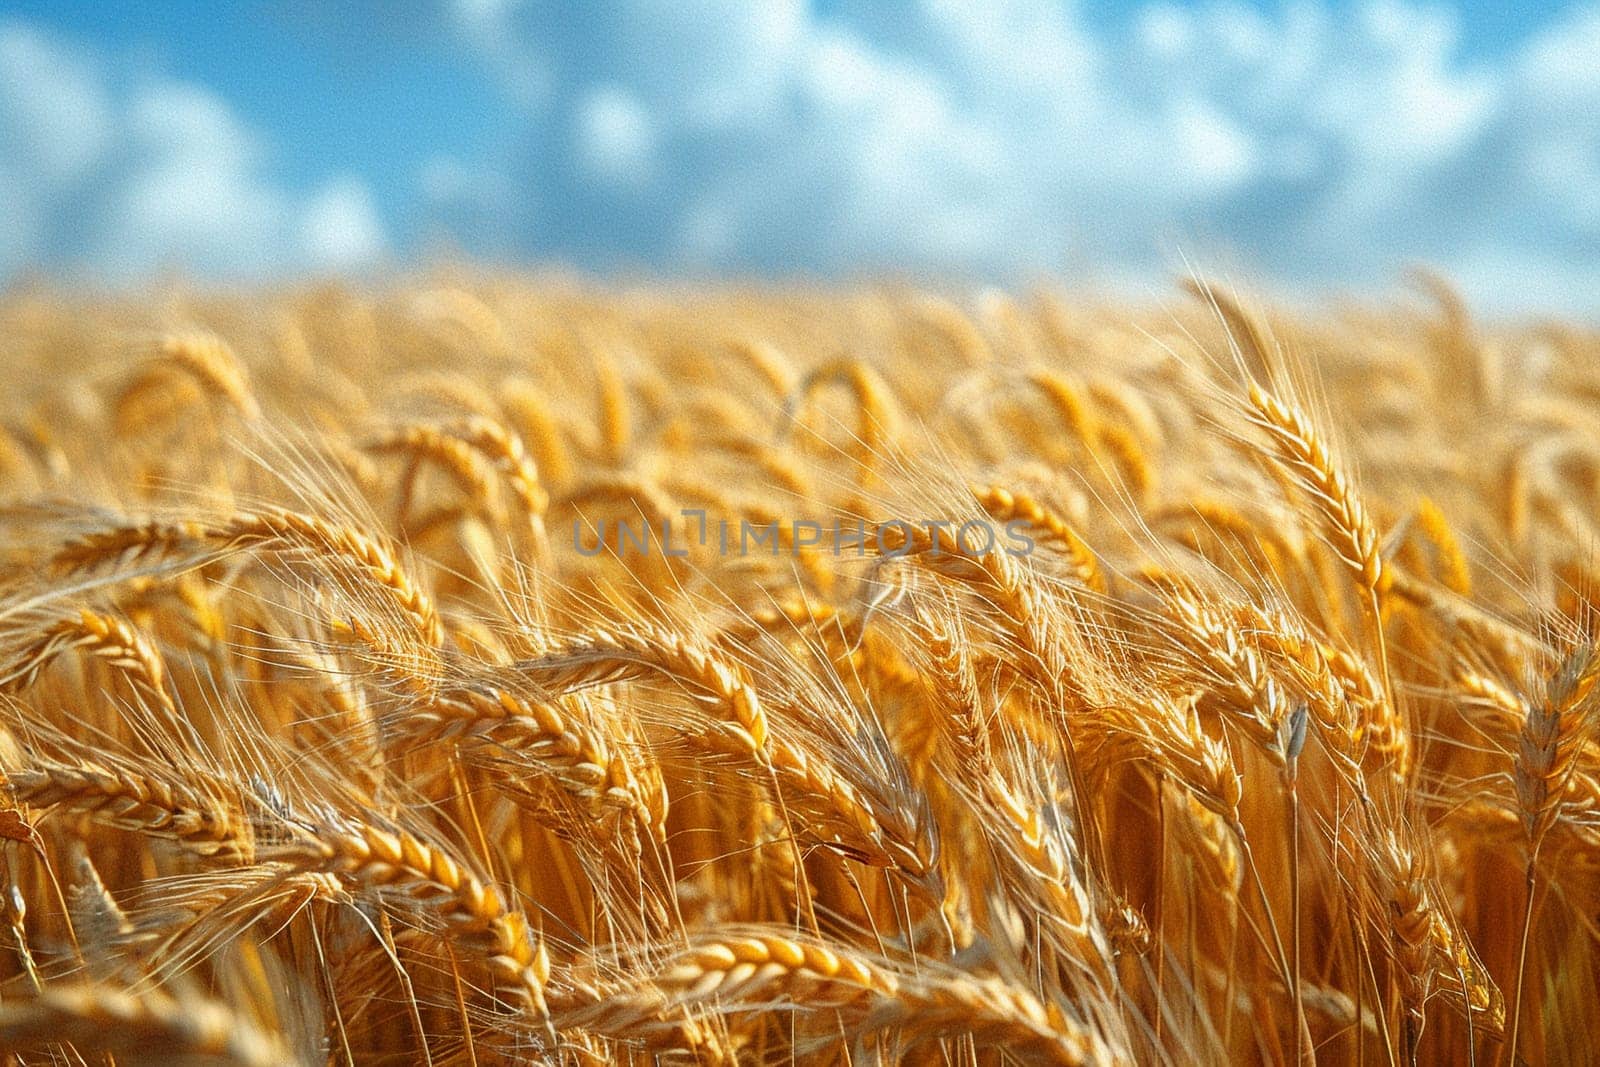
[0,274,1594,1065]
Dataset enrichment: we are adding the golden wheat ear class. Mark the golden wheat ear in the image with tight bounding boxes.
[0,983,299,1067]
[1244,380,1388,600]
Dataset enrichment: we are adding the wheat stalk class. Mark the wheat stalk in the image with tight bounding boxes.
[0,983,296,1066]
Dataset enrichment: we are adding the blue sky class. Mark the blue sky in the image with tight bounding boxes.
[2,1,1597,314]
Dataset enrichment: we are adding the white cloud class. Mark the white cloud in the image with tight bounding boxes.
[0,25,110,183]
[575,87,656,190]
[444,0,1600,314]
[1166,97,1257,194]
[301,178,388,271]
[1519,6,1600,103]
[0,18,386,281]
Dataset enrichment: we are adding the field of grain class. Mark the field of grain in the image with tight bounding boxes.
[0,275,1594,1064]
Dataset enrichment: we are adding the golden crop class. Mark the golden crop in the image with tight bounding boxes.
[0,274,1594,1064]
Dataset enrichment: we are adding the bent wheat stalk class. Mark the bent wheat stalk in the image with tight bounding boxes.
[54,509,443,644]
